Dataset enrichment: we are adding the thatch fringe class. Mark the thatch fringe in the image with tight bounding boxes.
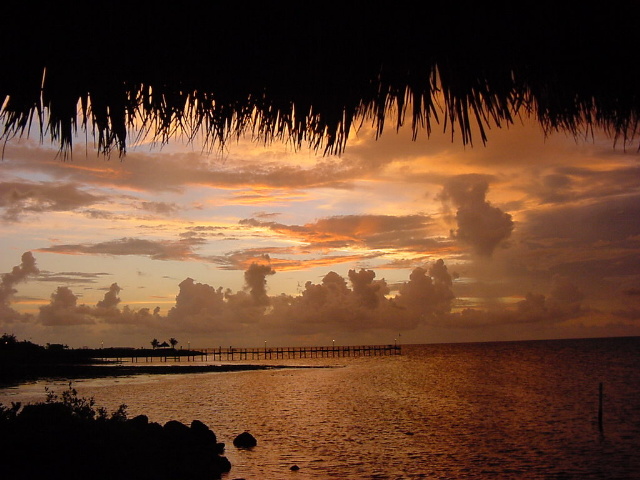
[1,3,638,156]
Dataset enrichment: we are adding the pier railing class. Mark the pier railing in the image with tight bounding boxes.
[97,344,401,363]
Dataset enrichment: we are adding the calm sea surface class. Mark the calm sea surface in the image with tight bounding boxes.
[2,337,639,479]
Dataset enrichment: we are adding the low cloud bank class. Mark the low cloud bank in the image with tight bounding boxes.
[0,252,608,346]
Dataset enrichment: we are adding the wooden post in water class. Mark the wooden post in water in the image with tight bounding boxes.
[598,382,604,435]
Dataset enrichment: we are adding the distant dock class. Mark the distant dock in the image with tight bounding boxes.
[98,344,402,363]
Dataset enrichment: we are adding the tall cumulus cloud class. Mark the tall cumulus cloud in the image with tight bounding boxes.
[0,252,39,323]
[440,175,514,256]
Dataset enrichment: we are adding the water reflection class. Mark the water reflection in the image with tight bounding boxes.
[2,339,639,479]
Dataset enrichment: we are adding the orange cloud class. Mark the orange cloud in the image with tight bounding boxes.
[239,214,442,252]
[206,249,382,272]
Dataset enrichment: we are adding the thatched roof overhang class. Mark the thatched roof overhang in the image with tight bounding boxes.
[1,2,638,156]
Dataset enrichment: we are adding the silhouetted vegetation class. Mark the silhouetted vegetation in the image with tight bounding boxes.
[1,333,96,379]
[150,337,179,349]
[0,384,231,479]
[1,3,638,157]
[0,333,44,352]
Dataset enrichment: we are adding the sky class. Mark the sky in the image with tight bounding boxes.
[1,113,640,349]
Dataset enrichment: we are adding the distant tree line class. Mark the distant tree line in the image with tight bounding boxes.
[1,333,69,352]
[150,338,178,349]
[1,334,43,352]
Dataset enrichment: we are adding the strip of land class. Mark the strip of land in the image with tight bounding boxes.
[0,362,324,388]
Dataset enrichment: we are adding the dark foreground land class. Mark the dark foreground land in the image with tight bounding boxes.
[0,385,234,480]
[0,337,276,479]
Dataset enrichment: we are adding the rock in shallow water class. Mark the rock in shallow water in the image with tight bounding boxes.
[233,431,257,448]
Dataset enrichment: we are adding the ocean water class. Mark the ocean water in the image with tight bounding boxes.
[2,337,639,479]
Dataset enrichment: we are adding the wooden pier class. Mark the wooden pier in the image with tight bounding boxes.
[98,344,401,363]
[201,344,401,361]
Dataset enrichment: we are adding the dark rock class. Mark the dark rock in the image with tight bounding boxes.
[291,464,300,471]
[233,431,257,448]
[191,418,209,432]
[191,419,217,445]
[164,419,191,443]
[164,419,190,433]
[214,455,232,473]
[148,421,164,435]
[126,414,148,428]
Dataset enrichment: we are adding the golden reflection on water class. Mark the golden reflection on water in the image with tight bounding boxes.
[1,338,639,479]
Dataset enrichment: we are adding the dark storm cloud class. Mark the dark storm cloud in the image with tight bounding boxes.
[529,166,640,205]
[444,275,586,328]
[523,194,640,244]
[440,175,514,256]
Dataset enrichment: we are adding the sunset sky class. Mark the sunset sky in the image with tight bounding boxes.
[2,113,639,348]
